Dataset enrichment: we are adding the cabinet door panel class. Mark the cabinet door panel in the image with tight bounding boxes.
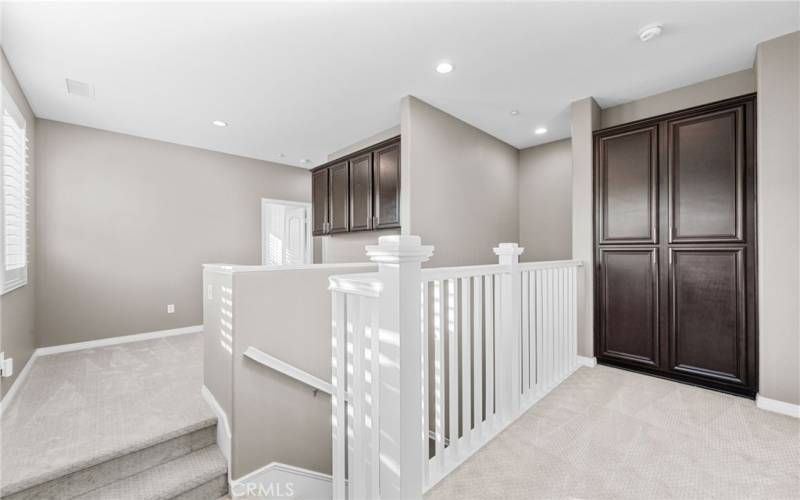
[311,169,328,236]
[349,153,373,232]
[328,162,349,234]
[597,127,658,244]
[373,142,401,229]
[598,248,659,366]
[669,248,746,383]
[668,107,744,242]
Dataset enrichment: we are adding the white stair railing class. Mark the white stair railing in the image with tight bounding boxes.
[329,236,582,500]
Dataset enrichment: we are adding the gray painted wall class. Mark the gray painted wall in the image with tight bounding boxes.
[570,98,600,359]
[0,50,36,398]
[755,31,800,405]
[35,120,310,346]
[601,69,756,128]
[203,263,375,479]
[401,96,519,267]
[518,139,572,262]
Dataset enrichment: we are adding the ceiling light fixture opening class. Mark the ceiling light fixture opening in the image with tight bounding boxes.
[212,120,228,127]
[435,62,454,74]
[510,110,519,116]
[638,23,663,42]
[534,127,547,135]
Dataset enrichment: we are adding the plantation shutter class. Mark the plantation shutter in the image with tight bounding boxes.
[1,85,28,294]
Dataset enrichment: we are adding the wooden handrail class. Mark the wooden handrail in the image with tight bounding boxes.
[243,346,332,396]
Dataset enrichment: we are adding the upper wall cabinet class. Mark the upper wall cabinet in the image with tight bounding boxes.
[372,142,401,230]
[312,137,401,236]
[311,169,329,235]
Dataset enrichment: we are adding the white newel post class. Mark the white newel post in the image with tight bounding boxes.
[494,243,524,421]
[365,235,434,500]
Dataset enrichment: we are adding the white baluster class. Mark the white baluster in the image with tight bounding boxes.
[472,277,483,431]
[460,277,472,446]
[331,291,347,500]
[447,279,459,461]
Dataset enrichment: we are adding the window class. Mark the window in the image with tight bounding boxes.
[1,85,28,294]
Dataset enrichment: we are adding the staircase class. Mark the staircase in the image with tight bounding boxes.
[3,420,228,500]
[0,333,228,500]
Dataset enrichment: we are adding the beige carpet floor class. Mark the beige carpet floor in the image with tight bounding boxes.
[0,333,215,493]
[426,365,800,500]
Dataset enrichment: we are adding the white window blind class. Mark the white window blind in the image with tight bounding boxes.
[1,85,28,294]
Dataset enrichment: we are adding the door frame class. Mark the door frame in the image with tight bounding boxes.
[261,198,313,266]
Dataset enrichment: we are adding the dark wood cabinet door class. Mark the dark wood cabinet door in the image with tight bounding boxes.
[373,142,401,229]
[596,126,658,244]
[668,106,745,243]
[328,161,349,234]
[349,153,373,232]
[669,248,747,385]
[594,94,756,398]
[597,248,660,367]
[311,169,329,236]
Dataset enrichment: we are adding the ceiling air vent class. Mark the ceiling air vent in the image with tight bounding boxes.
[65,78,95,99]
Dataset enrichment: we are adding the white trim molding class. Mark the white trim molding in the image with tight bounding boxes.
[0,349,36,416]
[577,356,597,367]
[756,394,800,418]
[231,462,331,499]
[37,325,202,356]
[201,385,232,462]
[0,325,203,416]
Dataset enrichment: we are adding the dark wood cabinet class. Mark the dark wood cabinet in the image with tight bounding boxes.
[312,169,329,236]
[311,136,400,236]
[328,162,350,234]
[349,153,373,231]
[373,142,401,229]
[597,248,660,367]
[594,94,757,397]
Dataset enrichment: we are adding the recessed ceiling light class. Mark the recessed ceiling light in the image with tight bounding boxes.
[212,120,228,127]
[638,23,663,42]
[435,62,454,74]
[510,110,519,116]
[534,127,547,135]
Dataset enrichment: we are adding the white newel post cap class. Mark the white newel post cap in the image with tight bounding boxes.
[365,235,434,264]
[493,242,525,257]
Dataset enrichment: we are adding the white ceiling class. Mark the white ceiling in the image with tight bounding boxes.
[2,2,797,168]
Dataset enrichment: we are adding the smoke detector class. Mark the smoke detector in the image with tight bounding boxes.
[638,23,663,42]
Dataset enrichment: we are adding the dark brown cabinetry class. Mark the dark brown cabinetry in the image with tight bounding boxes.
[311,169,329,235]
[328,162,350,234]
[594,94,757,397]
[349,153,373,231]
[312,137,400,236]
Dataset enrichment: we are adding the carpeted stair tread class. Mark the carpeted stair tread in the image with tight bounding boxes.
[76,445,227,500]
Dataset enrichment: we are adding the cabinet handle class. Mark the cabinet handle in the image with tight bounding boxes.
[373,215,379,228]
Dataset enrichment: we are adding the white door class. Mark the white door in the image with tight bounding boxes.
[262,199,312,265]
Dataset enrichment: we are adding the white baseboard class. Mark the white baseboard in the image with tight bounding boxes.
[0,349,36,417]
[37,325,202,356]
[231,462,331,499]
[756,394,800,418]
[0,325,203,416]
[201,385,232,463]
[577,356,597,367]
